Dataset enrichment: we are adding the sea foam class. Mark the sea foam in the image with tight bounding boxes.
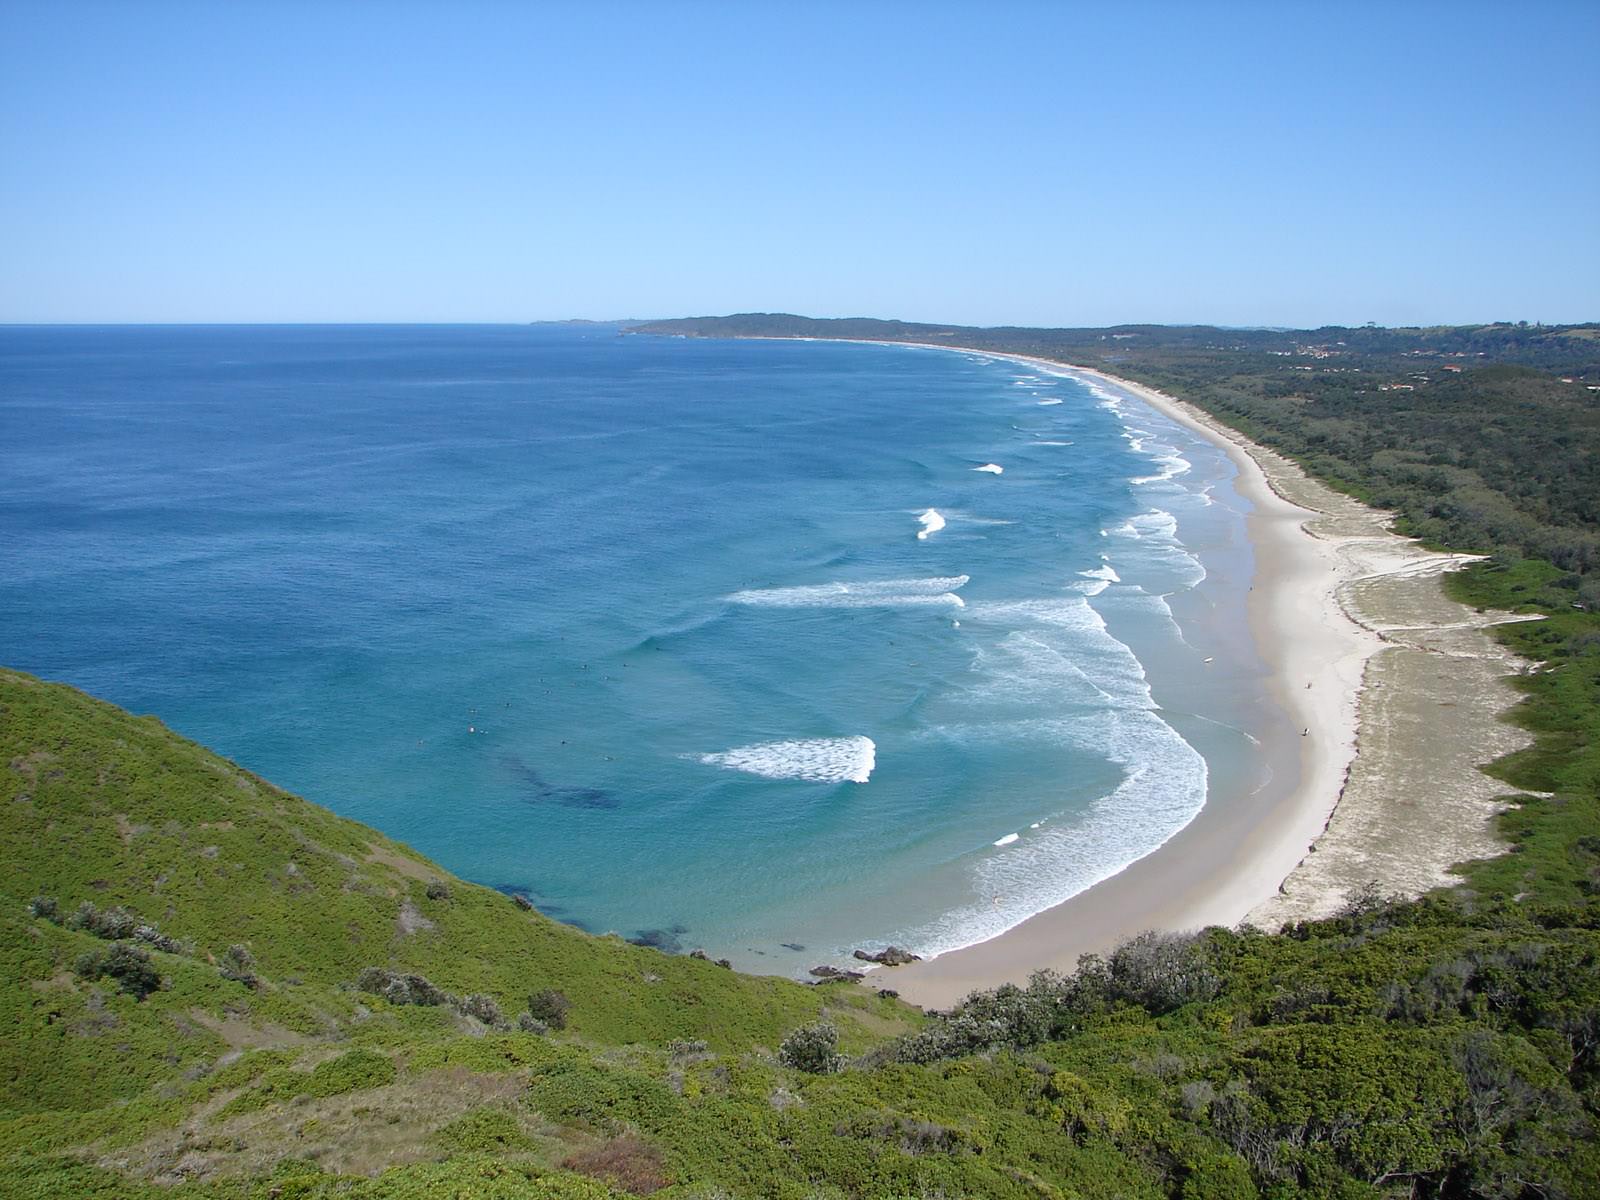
[699,736,876,784]
[972,463,1004,475]
[728,575,970,609]
[1074,562,1122,596]
[916,509,947,539]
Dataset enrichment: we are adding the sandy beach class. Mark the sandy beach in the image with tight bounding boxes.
[817,341,1535,1010]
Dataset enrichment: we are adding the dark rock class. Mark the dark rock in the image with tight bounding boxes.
[808,965,865,981]
[851,945,921,966]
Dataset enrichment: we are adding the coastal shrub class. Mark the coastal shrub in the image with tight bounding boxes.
[74,943,162,999]
[836,1113,968,1156]
[458,992,507,1028]
[525,1062,677,1131]
[517,1012,550,1035]
[26,896,59,922]
[357,967,450,1007]
[302,1049,395,1098]
[527,988,571,1030]
[131,923,183,954]
[219,943,260,989]
[425,879,452,901]
[435,1106,534,1153]
[890,969,1074,1064]
[778,1021,843,1074]
[1092,930,1222,1014]
[65,901,138,940]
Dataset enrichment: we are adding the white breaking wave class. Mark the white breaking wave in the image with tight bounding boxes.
[699,736,876,784]
[898,708,1207,958]
[972,463,1004,474]
[916,508,946,539]
[1035,398,1063,406]
[993,832,1019,847]
[1111,509,1178,540]
[1107,508,1207,591]
[728,575,969,609]
[1132,451,1192,485]
[1034,439,1073,446]
[1074,562,1122,596]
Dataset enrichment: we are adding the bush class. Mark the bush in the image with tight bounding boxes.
[302,1049,395,1097]
[527,988,571,1030]
[27,896,59,922]
[458,992,507,1028]
[436,1106,535,1153]
[219,943,260,989]
[778,1021,843,1074]
[75,943,162,999]
[890,969,1071,1064]
[132,924,184,954]
[66,902,138,940]
[1090,931,1222,1014]
[517,1012,550,1035]
[425,880,452,901]
[356,967,450,1007]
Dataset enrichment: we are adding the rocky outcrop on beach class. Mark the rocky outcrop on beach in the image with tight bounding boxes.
[808,964,865,981]
[852,945,921,966]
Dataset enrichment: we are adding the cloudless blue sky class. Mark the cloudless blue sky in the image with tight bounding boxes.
[2,0,1596,327]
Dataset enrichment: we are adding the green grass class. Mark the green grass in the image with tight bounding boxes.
[1441,561,1600,907]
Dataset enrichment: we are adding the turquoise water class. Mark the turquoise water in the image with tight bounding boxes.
[0,325,1280,970]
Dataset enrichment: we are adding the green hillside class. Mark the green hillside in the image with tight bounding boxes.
[5,652,1600,1198]
[0,668,913,1195]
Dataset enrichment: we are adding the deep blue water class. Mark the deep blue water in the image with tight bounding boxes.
[0,325,1276,969]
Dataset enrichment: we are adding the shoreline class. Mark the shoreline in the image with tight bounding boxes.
[783,337,1525,1009]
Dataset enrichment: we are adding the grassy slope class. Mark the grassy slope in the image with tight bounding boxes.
[0,668,915,1195]
[7,630,1600,1200]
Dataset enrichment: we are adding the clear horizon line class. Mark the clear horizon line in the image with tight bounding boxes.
[3,316,1595,332]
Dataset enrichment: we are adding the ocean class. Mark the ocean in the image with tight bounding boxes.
[0,324,1284,971]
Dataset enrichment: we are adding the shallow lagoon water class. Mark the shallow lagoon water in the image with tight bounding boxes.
[0,325,1281,970]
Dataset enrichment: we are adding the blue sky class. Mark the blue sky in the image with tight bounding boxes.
[2,0,1596,327]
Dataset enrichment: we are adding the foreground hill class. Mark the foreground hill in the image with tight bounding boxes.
[5,647,1600,1199]
[0,668,912,1194]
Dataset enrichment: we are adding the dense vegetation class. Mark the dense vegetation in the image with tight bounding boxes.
[5,317,1599,1197]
